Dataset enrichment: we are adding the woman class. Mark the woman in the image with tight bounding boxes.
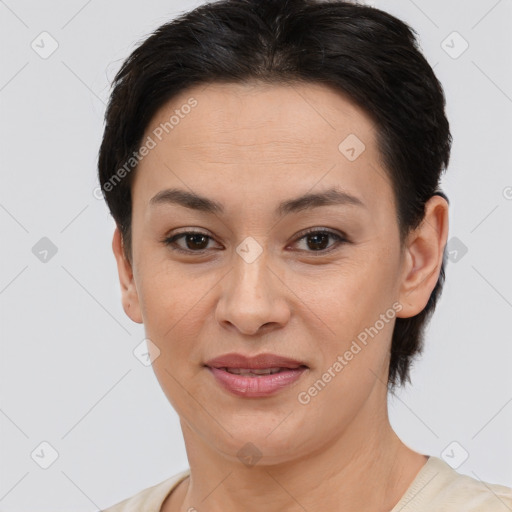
[98,0,512,510]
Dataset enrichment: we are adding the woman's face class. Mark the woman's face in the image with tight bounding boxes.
[114,81,432,464]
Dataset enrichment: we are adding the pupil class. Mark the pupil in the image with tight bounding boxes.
[307,233,329,250]
[187,234,208,250]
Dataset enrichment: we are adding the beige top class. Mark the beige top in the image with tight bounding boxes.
[102,456,512,511]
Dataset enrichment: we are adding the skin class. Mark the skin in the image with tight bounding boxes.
[112,81,449,511]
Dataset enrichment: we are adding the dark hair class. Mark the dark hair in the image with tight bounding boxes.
[98,0,452,391]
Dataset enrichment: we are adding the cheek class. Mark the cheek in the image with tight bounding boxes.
[134,262,219,361]
[136,256,206,321]
[308,246,399,366]
[311,247,395,318]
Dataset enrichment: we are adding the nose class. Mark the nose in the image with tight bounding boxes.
[215,245,291,336]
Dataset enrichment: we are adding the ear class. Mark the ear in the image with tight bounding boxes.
[396,195,449,318]
[112,226,143,324]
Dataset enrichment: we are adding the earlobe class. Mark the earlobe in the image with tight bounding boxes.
[112,227,143,324]
[397,195,449,318]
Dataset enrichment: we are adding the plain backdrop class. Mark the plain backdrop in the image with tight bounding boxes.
[0,0,511,510]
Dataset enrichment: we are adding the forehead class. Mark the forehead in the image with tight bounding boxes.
[133,81,394,218]
[145,80,378,154]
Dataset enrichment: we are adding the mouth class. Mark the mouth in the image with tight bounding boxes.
[203,353,309,397]
[212,366,308,376]
[204,352,309,371]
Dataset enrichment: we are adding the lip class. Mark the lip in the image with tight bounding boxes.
[204,352,309,398]
[204,352,308,370]
[207,366,308,397]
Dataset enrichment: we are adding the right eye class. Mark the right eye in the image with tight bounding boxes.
[162,230,220,254]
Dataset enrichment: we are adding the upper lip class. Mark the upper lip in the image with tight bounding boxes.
[204,352,308,370]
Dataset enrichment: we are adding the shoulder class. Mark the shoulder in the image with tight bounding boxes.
[101,469,190,512]
[392,456,512,512]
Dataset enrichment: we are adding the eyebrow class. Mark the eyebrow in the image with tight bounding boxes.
[149,186,366,216]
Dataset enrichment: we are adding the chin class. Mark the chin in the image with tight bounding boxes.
[212,424,308,463]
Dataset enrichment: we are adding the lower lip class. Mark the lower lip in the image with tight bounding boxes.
[207,366,308,398]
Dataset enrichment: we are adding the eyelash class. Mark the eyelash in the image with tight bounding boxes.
[162,228,348,256]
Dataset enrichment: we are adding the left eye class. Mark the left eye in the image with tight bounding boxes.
[162,229,347,254]
[293,229,347,253]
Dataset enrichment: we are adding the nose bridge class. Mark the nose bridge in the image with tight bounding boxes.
[231,237,272,302]
[216,237,289,334]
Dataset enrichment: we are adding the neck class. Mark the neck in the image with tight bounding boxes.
[164,386,427,512]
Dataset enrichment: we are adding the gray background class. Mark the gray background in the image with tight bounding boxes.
[1,0,511,509]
